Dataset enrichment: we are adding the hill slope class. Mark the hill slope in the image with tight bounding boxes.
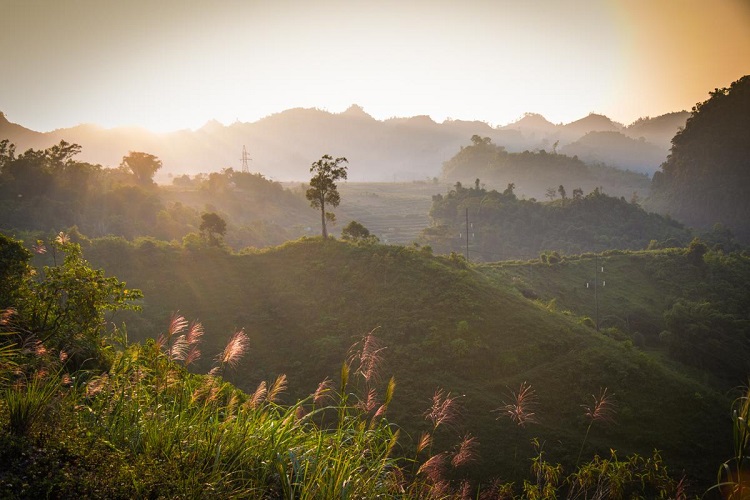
[76,237,735,488]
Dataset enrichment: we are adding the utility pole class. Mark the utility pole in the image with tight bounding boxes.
[240,145,251,173]
[465,207,470,261]
[586,255,605,331]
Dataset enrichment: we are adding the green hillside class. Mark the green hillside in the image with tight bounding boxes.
[420,182,692,261]
[440,135,651,200]
[72,236,740,489]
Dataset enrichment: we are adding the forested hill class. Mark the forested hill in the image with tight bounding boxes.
[0,141,315,248]
[440,136,651,200]
[420,182,692,261]
[648,75,750,242]
[64,235,746,489]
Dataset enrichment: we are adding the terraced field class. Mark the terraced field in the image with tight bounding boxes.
[335,182,443,245]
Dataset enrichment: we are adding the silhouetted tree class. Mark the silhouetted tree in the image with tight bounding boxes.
[200,212,227,246]
[121,151,162,185]
[342,220,377,243]
[306,155,348,239]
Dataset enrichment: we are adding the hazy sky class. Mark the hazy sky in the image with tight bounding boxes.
[3,0,749,132]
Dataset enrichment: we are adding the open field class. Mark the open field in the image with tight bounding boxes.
[289,181,445,245]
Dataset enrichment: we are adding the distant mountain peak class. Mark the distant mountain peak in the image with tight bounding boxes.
[564,113,622,131]
[502,113,557,131]
[341,104,375,120]
[199,119,226,132]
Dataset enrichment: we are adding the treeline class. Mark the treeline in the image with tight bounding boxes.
[421,181,693,261]
[0,140,312,248]
[440,135,651,200]
[648,75,750,242]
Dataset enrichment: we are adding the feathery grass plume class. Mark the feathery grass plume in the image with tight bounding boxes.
[85,373,109,397]
[245,380,267,409]
[429,480,452,499]
[417,432,433,454]
[267,374,287,403]
[32,341,47,358]
[349,328,386,384]
[212,328,249,375]
[0,307,16,326]
[313,377,333,406]
[184,345,201,366]
[185,320,204,345]
[495,381,538,427]
[459,479,473,500]
[418,452,448,483]
[55,231,69,245]
[32,240,47,254]
[425,388,461,431]
[582,387,617,424]
[451,434,480,468]
[577,387,616,466]
[295,405,306,421]
[157,313,188,360]
[356,387,378,413]
[168,335,189,362]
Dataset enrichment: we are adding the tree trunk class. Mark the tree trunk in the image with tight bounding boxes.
[320,202,327,239]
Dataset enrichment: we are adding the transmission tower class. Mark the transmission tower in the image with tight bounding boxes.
[240,145,252,173]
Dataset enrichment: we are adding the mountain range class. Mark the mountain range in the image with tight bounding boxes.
[0,107,688,182]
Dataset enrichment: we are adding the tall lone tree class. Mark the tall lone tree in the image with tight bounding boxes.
[121,151,162,185]
[306,155,348,239]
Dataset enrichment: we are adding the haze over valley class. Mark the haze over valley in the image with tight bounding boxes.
[2,1,750,498]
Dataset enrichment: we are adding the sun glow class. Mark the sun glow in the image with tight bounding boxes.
[1,0,749,132]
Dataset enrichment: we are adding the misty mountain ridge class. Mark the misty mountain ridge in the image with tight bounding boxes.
[0,107,687,182]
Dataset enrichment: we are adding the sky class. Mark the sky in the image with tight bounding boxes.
[2,0,749,133]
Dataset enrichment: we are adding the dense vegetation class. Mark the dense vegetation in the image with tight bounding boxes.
[0,140,313,248]
[649,75,750,242]
[7,233,736,497]
[440,135,651,200]
[3,230,748,494]
[420,181,692,261]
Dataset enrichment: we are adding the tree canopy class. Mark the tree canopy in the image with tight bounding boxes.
[199,212,227,246]
[121,151,162,185]
[650,75,750,241]
[305,155,348,239]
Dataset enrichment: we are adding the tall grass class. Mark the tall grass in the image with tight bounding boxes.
[72,325,406,498]
[3,371,60,436]
[0,312,709,498]
[712,384,750,499]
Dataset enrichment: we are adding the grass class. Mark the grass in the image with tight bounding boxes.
[0,306,726,498]
[73,237,740,490]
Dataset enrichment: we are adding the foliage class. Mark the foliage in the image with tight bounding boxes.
[441,136,651,200]
[341,220,378,244]
[199,212,227,247]
[649,75,750,242]
[120,151,162,185]
[306,154,348,239]
[421,182,692,260]
[1,233,143,370]
[0,234,740,497]
[72,235,737,490]
[712,384,750,499]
